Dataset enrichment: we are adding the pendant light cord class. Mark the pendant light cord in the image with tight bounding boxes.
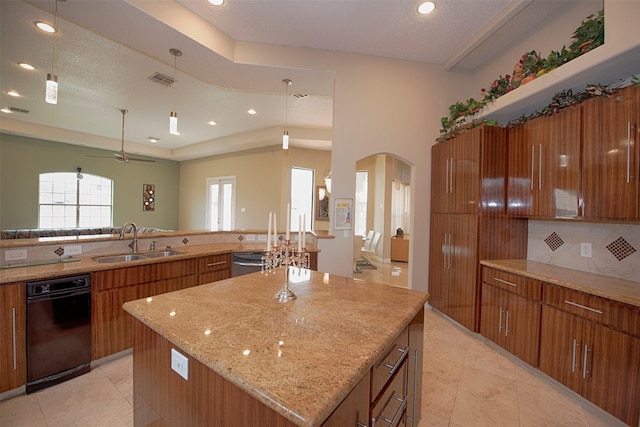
[51,0,58,73]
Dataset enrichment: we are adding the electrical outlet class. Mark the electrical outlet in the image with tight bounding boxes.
[5,249,27,261]
[171,348,189,380]
[245,234,256,241]
[63,245,83,256]
[580,243,592,258]
[257,235,267,242]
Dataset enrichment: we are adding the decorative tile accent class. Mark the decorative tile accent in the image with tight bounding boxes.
[238,235,244,242]
[544,232,564,251]
[128,242,135,251]
[182,237,189,245]
[606,237,636,261]
[54,247,64,256]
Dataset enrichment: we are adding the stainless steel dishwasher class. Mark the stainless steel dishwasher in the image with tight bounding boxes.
[26,274,91,393]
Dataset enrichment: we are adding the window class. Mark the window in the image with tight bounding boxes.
[354,170,368,237]
[290,167,313,231]
[391,179,411,235]
[39,172,113,228]
[206,176,236,231]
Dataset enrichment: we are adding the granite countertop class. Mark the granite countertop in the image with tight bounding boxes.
[481,259,640,308]
[0,243,318,285]
[123,269,429,427]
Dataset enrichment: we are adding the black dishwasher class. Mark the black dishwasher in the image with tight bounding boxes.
[26,274,91,393]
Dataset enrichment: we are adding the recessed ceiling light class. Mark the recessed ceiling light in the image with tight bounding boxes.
[208,120,217,126]
[35,21,56,33]
[148,137,160,143]
[7,90,20,97]
[19,62,36,70]
[248,109,257,115]
[1,108,12,114]
[208,0,224,5]
[417,2,435,14]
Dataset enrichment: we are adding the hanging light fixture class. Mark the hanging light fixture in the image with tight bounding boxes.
[282,78,292,149]
[45,0,59,104]
[169,48,182,135]
[324,171,332,193]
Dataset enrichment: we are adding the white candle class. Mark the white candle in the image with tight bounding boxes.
[298,214,302,252]
[286,203,290,240]
[267,211,272,251]
[273,213,277,246]
[302,213,306,248]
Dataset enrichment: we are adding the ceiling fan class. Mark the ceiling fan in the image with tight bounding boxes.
[87,109,155,163]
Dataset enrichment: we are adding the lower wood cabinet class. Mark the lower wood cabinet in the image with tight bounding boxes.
[198,253,232,285]
[0,282,26,393]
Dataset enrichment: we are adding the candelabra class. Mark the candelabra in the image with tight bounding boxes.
[262,239,310,303]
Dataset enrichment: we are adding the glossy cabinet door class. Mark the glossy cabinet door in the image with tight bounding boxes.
[430,141,451,213]
[507,108,581,218]
[582,84,639,219]
[0,282,26,393]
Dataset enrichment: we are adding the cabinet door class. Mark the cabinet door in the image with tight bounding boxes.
[507,124,534,216]
[428,213,450,313]
[448,214,478,331]
[504,293,541,367]
[582,84,639,219]
[321,374,370,426]
[480,283,507,348]
[0,282,26,392]
[431,142,450,213]
[534,108,581,218]
[449,130,480,214]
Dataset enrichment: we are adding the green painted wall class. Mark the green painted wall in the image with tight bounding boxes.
[0,133,180,231]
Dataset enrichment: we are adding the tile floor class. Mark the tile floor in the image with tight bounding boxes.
[0,262,627,427]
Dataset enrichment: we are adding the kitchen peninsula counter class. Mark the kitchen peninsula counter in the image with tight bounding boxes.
[123,269,428,426]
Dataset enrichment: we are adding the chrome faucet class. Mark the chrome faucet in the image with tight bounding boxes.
[120,222,138,253]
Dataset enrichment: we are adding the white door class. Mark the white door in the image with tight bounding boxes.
[206,176,236,231]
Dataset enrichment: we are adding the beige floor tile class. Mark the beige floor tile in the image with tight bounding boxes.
[0,393,47,427]
[516,380,588,427]
[99,353,134,405]
[463,340,517,381]
[417,412,451,427]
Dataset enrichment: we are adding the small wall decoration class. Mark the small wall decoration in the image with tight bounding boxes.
[143,184,155,211]
[316,185,329,221]
[334,198,352,230]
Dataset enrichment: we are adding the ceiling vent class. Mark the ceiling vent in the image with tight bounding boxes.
[292,93,308,99]
[8,106,29,114]
[148,72,175,87]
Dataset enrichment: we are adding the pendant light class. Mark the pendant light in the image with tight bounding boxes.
[282,78,292,149]
[169,48,182,135]
[45,0,59,104]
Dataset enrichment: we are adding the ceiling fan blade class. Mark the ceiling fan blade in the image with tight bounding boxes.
[127,157,156,163]
[86,154,116,159]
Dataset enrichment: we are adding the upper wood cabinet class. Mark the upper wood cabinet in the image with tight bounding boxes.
[582,84,639,220]
[0,282,26,393]
[431,126,508,214]
[507,107,581,218]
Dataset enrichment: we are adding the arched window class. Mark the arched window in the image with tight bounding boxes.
[38,172,113,228]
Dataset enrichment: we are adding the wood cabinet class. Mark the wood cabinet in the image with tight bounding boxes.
[0,282,26,393]
[198,253,232,285]
[507,107,581,218]
[480,268,541,367]
[391,236,409,262]
[582,84,640,220]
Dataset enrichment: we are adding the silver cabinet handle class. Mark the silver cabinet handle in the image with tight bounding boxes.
[494,278,517,287]
[407,349,419,426]
[571,339,578,373]
[505,310,511,337]
[442,233,448,269]
[207,261,227,267]
[449,157,454,194]
[445,159,450,194]
[379,346,410,377]
[498,307,504,333]
[539,144,543,190]
[563,300,603,315]
[627,121,631,183]
[356,410,368,427]
[582,345,591,379]
[12,307,17,370]
[374,394,408,427]
[448,234,453,269]
[530,145,535,190]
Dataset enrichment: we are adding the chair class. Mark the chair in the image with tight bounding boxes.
[357,231,381,269]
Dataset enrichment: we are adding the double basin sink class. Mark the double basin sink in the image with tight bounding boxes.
[93,250,183,264]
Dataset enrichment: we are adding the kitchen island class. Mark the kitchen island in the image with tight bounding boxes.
[123,268,428,427]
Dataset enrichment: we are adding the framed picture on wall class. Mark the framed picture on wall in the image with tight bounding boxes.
[316,186,330,221]
[334,198,353,230]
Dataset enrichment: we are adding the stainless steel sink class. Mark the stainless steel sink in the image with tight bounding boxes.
[92,250,183,263]
[93,254,148,263]
[142,250,183,258]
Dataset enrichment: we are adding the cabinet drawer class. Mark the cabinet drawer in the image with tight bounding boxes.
[198,254,231,273]
[543,284,640,337]
[371,326,409,402]
[92,258,198,291]
[371,357,407,427]
[482,267,541,300]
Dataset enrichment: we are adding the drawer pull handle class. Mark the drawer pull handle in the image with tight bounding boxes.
[379,346,410,376]
[494,278,517,287]
[582,345,591,379]
[571,339,578,373]
[207,261,227,267]
[12,307,17,370]
[498,307,504,332]
[563,300,603,314]
[373,393,408,427]
[505,310,511,337]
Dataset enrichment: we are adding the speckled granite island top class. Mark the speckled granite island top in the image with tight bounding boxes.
[481,259,640,308]
[123,269,428,426]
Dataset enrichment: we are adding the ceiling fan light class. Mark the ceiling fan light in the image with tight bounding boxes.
[418,2,435,15]
[169,111,179,135]
[35,21,56,33]
[19,62,36,70]
[46,73,58,104]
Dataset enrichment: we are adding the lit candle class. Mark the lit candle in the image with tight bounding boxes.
[267,211,272,251]
[286,203,290,241]
[302,213,306,248]
[298,214,302,252]
[273,213,277,246]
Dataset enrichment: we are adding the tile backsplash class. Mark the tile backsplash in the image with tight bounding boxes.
[528,221,640,283]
